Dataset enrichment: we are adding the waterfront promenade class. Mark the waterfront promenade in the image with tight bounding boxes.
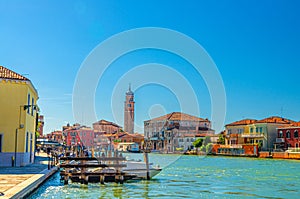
[0,153,57,199]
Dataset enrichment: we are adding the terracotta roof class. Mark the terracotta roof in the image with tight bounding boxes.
[225,119,257,126]
[277,121,300,129]
[0,66,29,81]
[256,116,295,124]
[93,119,122,128]
[195,133,215,137]
[147,112,208,122]
[293,122,300,127]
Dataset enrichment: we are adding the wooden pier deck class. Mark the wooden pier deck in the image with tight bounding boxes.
[59,151,136,184]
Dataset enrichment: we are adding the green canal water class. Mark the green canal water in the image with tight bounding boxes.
[30,154,300,199]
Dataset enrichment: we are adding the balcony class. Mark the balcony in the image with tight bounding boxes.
[241,133,264,138]
[276,138,285,143]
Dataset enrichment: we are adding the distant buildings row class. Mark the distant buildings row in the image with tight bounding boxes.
[1,65,300,167]
[45,119,143,150]
[218,116,300,155]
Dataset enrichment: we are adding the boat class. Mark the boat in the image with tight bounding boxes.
[126,143,141,153]
[122,160,162,179]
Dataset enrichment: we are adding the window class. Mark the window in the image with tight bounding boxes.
[27,94,30,114]
[259,127,263,133]
[127,104,131,107]
[286,130,291,139]
[31,98,34,116]
[279,131,283,138]
[228,129,231,135]
[0,134,2,152]
[250,128,253,133]
[294,130,299,138]
[26,132,29,152]
[256,127,259,133]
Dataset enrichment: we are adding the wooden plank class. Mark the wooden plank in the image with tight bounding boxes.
[60,172,127,176]
[59,164,127,168]
[59,157,126,161]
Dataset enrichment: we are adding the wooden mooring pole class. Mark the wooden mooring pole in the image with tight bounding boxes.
[144,152,150,180]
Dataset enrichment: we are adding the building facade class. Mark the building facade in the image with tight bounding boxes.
[47,130,63,145]
[144,112,214,153]
[93,119,122,134]
[64,125,94,148]
[225,116,294,151]
[124,85,135,134]
[275,122,300,150]
[37,115,44,137]
[0,66,39,166]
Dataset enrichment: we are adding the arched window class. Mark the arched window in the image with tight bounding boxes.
[294,130,299,138]
[279,131,283,138]
[286,130,291,139]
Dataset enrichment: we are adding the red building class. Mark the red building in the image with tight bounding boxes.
[37,115,44,137]
[276,122,300,150]
[64,125,94,148]
[47,130,63,144]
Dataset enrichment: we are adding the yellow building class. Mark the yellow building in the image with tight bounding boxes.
[225,119,256,147]
[0,66,39,167]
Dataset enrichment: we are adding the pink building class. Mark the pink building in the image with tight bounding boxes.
[64,125,94,147]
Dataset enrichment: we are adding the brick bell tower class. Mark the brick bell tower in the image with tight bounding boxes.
[124,84,135,134]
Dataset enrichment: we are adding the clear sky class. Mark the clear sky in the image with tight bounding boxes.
[1,0,300,134]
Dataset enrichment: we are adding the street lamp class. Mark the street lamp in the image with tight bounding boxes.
[14,104,39,167]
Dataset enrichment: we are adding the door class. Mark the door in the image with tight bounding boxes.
[30,133,33,163]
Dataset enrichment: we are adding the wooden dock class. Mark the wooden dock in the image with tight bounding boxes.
[59,150,136,184]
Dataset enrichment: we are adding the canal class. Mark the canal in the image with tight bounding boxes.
[30,154,300,198]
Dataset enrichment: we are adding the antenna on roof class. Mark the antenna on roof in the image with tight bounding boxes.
[281,106,284,118]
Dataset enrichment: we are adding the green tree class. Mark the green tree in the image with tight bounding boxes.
[206,143,213,154]
[193,138,203,154]
[218,134,225,145]
[200,145,206,152]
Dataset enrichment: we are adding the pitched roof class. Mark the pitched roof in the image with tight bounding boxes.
[93,119,122,128]
[277,121,300,129]
[0,66,29,81]
[225,119,257,126]
[256,116,295,124]
[147,112,208,122]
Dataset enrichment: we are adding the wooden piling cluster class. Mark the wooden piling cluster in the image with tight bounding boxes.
[59,150,136,184]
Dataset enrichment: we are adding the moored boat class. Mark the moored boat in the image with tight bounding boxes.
[122,160,162,179]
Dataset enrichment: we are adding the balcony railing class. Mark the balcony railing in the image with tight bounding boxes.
[276,138,285,143]
[241,133,264,138]
[228,144,243,149]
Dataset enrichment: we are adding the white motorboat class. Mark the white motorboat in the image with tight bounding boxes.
[122,160,162,179]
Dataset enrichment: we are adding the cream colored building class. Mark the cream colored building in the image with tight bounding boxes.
[144,112,214,153]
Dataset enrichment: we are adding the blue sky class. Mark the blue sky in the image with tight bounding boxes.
[1,0,299,134]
